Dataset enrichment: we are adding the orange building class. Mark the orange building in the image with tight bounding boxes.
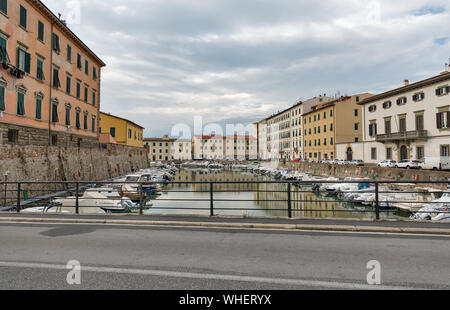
[0,0,105,146]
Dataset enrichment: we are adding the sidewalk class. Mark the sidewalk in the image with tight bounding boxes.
[1,212,449,235]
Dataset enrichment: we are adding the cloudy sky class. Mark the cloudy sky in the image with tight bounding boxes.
[42,0,450,137]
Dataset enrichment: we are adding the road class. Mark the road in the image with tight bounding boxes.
[0,222,449,290]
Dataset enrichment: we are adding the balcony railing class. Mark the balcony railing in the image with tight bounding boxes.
[376,130,428,142]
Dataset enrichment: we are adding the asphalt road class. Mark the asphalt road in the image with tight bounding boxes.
[0,222,449,290]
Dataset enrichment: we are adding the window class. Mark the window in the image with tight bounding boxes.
[397,97,407,105]
[67,45,72,62]
[17,92,25,116]
[110,127,116,138]
[66,76,71,94]
[368,105,377,112]
[92,90,96,106]
[128,129,132,139]
[369,123,377,137]
[330,123,333,131]
[324,125,327,133]
[36,58,44,81]
[0,0,7,15]
[0,85,4,111]
[19,5,27,29]
[399,117,406,133]
[330,110,333,117]
[0,36,8,64]
[65,106,71,126]
[77,54,82,69]
[436,111,450,129]
[441,145,450,157]
[83,114,88,130]
[436,86,450,96]
[38,21,44,42]
[354,123,359,131]
[416,114,424,131]
[355,138,359,143]
[51,33,60,53]
[17,47,30,73]
[35,98,41,119]
[93,67,97,80]
[8,130,18,143]
[413,92,425,102]
[384,119,391,134]
[75,111,80,129]
[330,138,334,145]
[85,60,89,75]
[76,81,81,99]
[51,103,58,123]
[386,148,392,160]
[84,86,88,102]
[354,109,358,117]
[52,67,60,88]
[383,101,392,109]
[91,117,95,132]
[371,148,377,160]
[417,146,424,160]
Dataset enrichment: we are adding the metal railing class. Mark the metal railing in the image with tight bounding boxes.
[1,180,450,220]
[376,130,428,142]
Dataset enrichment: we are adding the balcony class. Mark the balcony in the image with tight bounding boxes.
[375,130,428,142]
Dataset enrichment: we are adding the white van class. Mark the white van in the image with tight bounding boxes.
[422,157,450,171]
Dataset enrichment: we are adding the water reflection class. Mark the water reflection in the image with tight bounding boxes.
[146,169,407,220]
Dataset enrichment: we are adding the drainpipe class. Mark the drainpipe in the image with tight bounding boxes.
[48,22,55,146]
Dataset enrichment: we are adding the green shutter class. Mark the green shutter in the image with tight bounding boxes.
[65,108,70,126]
[38,21,44,41]
[20,6,27,28]
[0,0,7,14]
[67,45,71,62]
[52,104,58,123]
[0,37,7,64]
[17,93,25,116]
[24,51,30,73]
[76,112,80,128]
[36,99,42,119]
[0,86,5,111]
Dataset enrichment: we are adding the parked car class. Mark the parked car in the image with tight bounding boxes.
[337,159,346,165]
[378,160,397,168]
[421,157,450,171]
[349,160,364,166]
[395,159,423,169]
[320,159,330,164]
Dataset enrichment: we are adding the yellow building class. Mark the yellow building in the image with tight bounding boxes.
[99,112,144,148]
[303,94,372,161]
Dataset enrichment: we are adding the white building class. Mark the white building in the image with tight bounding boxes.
[345,69,450,163]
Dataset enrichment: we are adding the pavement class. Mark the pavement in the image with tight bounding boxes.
[0,212,450,235]
[0,220,449,290]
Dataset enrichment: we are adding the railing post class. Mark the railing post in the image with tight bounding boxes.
[287,182,292,218]
[75,182,79,215]
[16,182,21,213]
[210,182,214,217]
[139,183,144,215]
[375,181,380,220]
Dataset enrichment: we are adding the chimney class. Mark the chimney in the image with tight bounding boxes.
[404,80,409,86]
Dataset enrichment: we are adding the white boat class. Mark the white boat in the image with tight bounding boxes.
[411,192,450,221]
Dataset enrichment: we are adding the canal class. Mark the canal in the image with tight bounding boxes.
[146,169,409,220]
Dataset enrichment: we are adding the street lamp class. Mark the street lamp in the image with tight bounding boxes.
[4,171,8,208]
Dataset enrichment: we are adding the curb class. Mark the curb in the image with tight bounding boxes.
[0,217,450,235]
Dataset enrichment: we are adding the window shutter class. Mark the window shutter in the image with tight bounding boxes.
[0,86,5,111]
[447,112,450,128]
[76,113,80,128]
[436,88,440,96]
[437,113,442,129]
[17,93,25,116]
[369,124,373,137]
[447,86,450,94]
[0,0,7,14]
[52,104,58,123]
[36,99,42,119]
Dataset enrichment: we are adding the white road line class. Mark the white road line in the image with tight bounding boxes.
[0,261,419,290]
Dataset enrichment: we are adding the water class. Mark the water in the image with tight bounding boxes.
[145,169,409,220]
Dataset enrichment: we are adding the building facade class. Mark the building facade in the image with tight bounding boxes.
[0,0,105,147]
[352,71,450,163]
[99,112,144,148]
[303,94,372,161]
[191,135,257,160]
[144,135,177,161]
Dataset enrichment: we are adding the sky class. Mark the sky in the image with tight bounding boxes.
[42,0,450,137]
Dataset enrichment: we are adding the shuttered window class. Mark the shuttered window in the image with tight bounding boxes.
[436,112,450,129]
[75,111,80,129]
[77,54,82,69]
[436,86,450,96]
[84,86,88,102]
[52,104,58,123]
[93,67,97,80]
[36,59,44,80]
[65,107,71,126]
[17,48,30,73]
[66,76,71,94]
[0,0,7,15]
[91,117,95,132]
[83,114,88,130]
[17,92,25,116]
[52,33,60,53]
[85,60,89,75]
[35,98,42,119]
[67,45,72,62]
[92,90,96,106]
[0,36,8,64]
[53,68,61,88]
[76,81,81,98]
[38,21,44,42]
[19,5,27,29]
[0,85,5,111]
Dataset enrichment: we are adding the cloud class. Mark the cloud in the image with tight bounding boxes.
[42,0,450,137]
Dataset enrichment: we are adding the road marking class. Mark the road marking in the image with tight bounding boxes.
[0,261,422,290]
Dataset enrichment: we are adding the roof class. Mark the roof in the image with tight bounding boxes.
[30,0,106,67]
[99,112,144,129]
[359,71,450,105]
